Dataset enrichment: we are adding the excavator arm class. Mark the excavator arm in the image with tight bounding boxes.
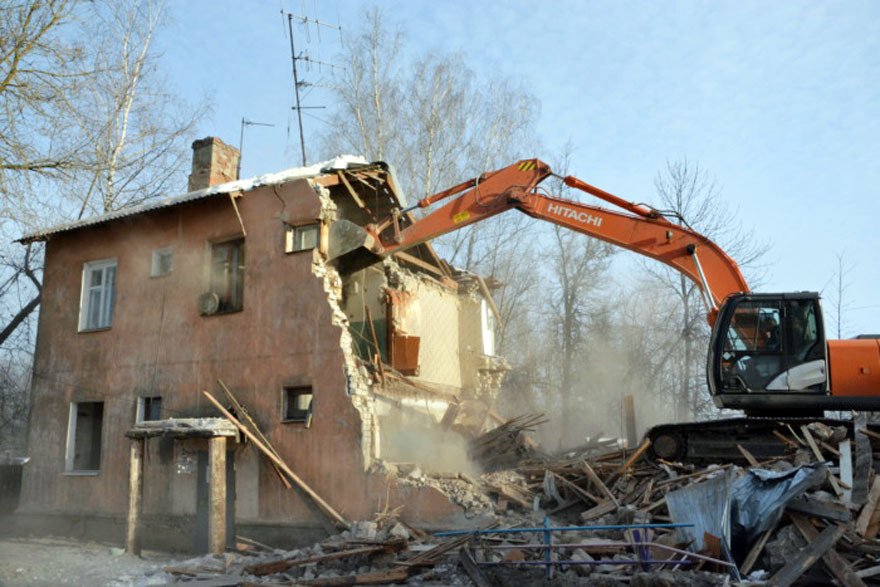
[348,158,749,325]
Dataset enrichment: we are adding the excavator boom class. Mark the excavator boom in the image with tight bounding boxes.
[346,159,749,324]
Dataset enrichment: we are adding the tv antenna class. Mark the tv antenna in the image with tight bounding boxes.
[238,118,275,178]
[283,10,342,167]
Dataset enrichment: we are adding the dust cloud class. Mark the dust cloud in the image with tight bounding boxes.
[378,409,482,477]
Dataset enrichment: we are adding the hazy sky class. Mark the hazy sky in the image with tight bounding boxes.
[158,1,879,335]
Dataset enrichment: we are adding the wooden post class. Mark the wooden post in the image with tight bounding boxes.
[623,395,637,449]
[202,390,349,528]
[126,438,145,556]
[209,436,227,555]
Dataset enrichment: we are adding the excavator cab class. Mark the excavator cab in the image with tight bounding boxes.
[708,292,829,415]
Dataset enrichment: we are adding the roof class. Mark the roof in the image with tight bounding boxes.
[18,155,373,243]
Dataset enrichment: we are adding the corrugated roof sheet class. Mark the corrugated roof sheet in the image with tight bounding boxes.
[18,155,370,243]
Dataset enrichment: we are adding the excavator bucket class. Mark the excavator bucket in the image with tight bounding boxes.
[327,219,384,273]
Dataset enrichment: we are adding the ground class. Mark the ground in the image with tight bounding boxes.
[0,537,173,586]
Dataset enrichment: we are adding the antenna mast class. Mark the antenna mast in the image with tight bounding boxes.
[284,11,342,167]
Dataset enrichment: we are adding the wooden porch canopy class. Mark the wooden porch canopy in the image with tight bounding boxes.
[125,418,239,556]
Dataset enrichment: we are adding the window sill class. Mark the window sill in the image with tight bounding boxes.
[63,470,100,476]
[77,327,111,334]
[281,419,309,424]
[201,308,244,317]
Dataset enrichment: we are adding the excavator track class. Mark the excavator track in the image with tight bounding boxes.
[646,417,879,465]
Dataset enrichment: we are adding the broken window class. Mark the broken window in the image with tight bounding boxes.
[209,238,244,313]
[285,223,320,253]
[150,247,173,277]
[282,386,313,423]
[79,259,117,331]
[65,401,104,473]
[136,396,162,422]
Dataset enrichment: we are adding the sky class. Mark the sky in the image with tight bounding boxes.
[157,1,879,336]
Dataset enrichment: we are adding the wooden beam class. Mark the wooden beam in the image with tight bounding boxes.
[801,425,845,498]
[853,413,872,507]
[336,171,368,211]
[209,436,227,555]
[740,527,773,575]
[790,514,867,587]
[737,444,760,468]
[202,391,349,528]
[217,379,291,489]
[768,523,845,587]
[622,395,637,450]
[393,251,445,278]
[125,438,145,556]
[857,477,880,538]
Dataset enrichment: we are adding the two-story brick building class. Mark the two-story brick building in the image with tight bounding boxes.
[15,137,507,549]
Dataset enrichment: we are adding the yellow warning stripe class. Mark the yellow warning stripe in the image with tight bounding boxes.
[517,160,537,171]
[452,211,470,224]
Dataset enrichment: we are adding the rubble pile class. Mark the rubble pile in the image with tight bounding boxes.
[156,416,880,585]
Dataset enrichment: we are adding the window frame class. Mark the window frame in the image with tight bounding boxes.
[208,237,245,314]
[136,396,163,423]
[64,401,105,475]
[281,386,313,424]
[78,258,118,332]
[285,223,320,254]
[150,246,173,278]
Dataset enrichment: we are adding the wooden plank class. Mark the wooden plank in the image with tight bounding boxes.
[840,439,853,504]
[801,425,844,498]
[740,527,772,575]
[737,444,760,467]
[580,499,617,522]
[246,541,405,576]
[856,477,880,537]
[623,395,637,449]
[125,438,144,556]
[853,413,872,506]
[459,548,491,587]
[203,391,349,528]
[337,171,368,210]
[856,565,880,579]
[364,305,385,384]
[790,514,867,587]
[209,436,227,555]
[582,460,619,506]
[551,472,600,505]
[217,379,291,490]
[393,251,446,278]
[768,523,845,587]
[606,439,651,486]
[786,497,852,522]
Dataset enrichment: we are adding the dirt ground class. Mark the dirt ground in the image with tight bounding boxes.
[0,536,176,586]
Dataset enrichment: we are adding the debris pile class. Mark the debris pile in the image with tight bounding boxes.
[165,410,880,585]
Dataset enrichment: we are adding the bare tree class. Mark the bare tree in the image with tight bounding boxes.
[0,0,205,449]
[651,159,767,419]
[538,147,615,447]
[828,252,853,339]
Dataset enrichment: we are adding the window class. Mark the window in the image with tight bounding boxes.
[285,223,320,253]
[282,386,313,423]
[79,259,117,331]
[151,247,173,277]
[209,238,244,313]
[136,396,162,422]
[65,401,104,473]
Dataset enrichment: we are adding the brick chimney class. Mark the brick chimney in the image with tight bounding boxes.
[187,136,241,192]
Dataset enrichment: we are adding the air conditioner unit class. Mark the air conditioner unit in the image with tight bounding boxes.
[198,292,220,316]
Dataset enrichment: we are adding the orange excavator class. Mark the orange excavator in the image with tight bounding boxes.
[330,159,880,462]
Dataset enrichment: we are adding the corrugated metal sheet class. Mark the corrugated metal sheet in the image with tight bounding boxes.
[18,155,372,243]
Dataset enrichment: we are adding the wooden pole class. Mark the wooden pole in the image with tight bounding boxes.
[622,395,637,449]
[126,438,145,556]
[209,436,227,555]
[216,379,292,489]
[202,390,349,528]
